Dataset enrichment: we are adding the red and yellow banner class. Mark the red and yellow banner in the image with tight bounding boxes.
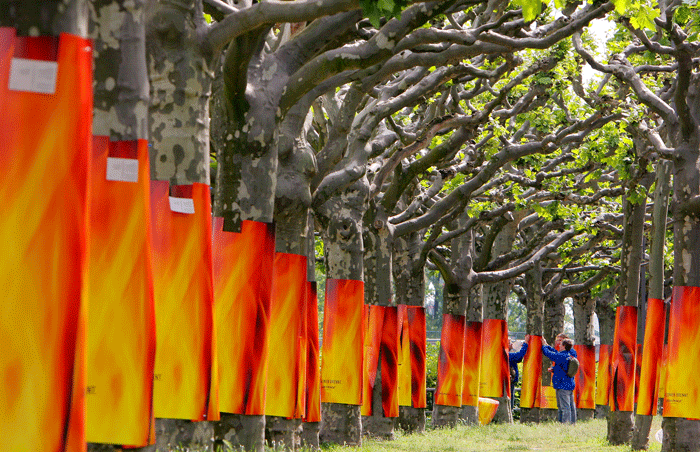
[478,397,500,425]
[87,138,156,446]
[596,344,611,406]
[150,182,217,421]
[362,305,399,417]
[304,281,321,423]
[658,344,668,400]
[266,252,307,418]
[408,307,427,409]
[435,314,465,407]
[398,306,411,407]
[213,219,274,415]
[664,287,700,418]
[479,319,509,399]
[462,321,483,407]
[0,29,92,452]
[610,306,637,412]
[636,298,665,416]
[321,279,364,405]
[540,385,558,409]
[362,305,382,416]
[573,344,595,409]
[520,336,543,408]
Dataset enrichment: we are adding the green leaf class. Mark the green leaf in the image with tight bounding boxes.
[513,0,542,21]
[613,0,632,14]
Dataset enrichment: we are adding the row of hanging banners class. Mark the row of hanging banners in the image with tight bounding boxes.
[4,28,700,452]
[0,29,429,451]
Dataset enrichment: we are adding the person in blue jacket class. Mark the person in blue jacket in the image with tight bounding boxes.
[542,336,577,424]
[508,336,529,411]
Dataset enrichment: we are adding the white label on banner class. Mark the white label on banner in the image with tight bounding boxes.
[106,157,139,182]
[8,58,58,94]
[169,197,195,214]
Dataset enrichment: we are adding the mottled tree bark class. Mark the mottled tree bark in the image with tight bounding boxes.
[596,289,616,420]
[521,265,544,424]
[573,291,596,421]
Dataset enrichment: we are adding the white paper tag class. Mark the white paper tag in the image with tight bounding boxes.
[8,58,58,94]
[106,157,139,183]
[169,197,195,214]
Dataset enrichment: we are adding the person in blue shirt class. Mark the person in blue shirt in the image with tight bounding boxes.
[542,336,577,424]
[508,336,529,411]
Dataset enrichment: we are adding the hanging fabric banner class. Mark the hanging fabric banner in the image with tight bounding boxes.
[658,344,669,401]
[540,385,558,409]
[610,305,638,412]
[663,287,700,418]
[213,219,275,415]
[87,138,156,446]
[303,281,321,423]
[520,336,543,409]
[266,252,307,418]
[478,398,500,425]
[151,182,218,421]
[361,305,399,417]
[573,344,596,410]
[435,314,465,407]
[596,344,611,406]
[462,321,483,407]
[362,305,382,416]
[321,279,364,405]
[398,306,412,407]
[0,28,91,452]
[637,298,665,416]
[408,307,427,409]
[479,319,509,399]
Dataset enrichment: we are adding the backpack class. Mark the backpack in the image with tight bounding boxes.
[566,355,579,377]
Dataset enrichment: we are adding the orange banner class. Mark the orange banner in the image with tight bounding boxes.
[87,138,156,446]
[150,182,217,421]
[398,306,411,407]
[635,343,642,403]
[573,344,595,409]
[304,281,321,423]
[658,344,668,400]
[362,306,382,416]
[478,398,500,425]
[636,298,665,416]
[610,305,637,412]
[361,305,398,417]
[663,287,700,418]
[213,219,274,415]
[479,319,509,398]
[0,29,91,452]
[266,253,307,418]
[596,344,611,406]
[540,385,558,409]
[435,314,465,407]
[520,336,543,408]
[462,321,483,407]
[408,307,427,409]
[321,279,364,405]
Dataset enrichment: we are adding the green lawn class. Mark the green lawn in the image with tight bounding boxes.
[320,418,664,452]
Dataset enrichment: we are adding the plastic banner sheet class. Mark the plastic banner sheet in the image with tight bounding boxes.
[462,321,483,407]
[610,306,637,412]
[596,344,611,406]
[321,279,364,405]
[520,336,543,408]
[664,287,700,418]
[478,397,500,425]
[303,282,321,423]
[213,219,274,415]
[266,253,307,418]
[151,182,217,421]
[0,28,92,452]
[435,314,465,407]
[573,344,595,409]
[86,138,156,446]
[479,319,509,398]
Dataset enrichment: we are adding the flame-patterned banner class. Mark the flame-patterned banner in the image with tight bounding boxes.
[381,307,399,417]
[636,298,664,416]
[435,314,465,407]
[479,319,509,399]
[266,252,307,418]
[362,305,382,416]
[0,29,91,452]
[150,182,217,421]
[596,344,611,406]
[398,306,411,407]
[540,385,558,409]
[87,138,156,446]
[658,344,668,401]
[520,336,543,408]
[462,321,483,407]
[304,281,321,423]
[635,343,642,404]
[573,344,595,410]
[321,279,364,405]
[664,287,700,418]
[478,397,500,425]
[407,307,427,409]
[610,305,637,412]
[213,219,274,415]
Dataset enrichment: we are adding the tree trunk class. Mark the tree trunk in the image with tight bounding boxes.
[573,291,596,422]
[596,290,616,419]
[521,266,544,424]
